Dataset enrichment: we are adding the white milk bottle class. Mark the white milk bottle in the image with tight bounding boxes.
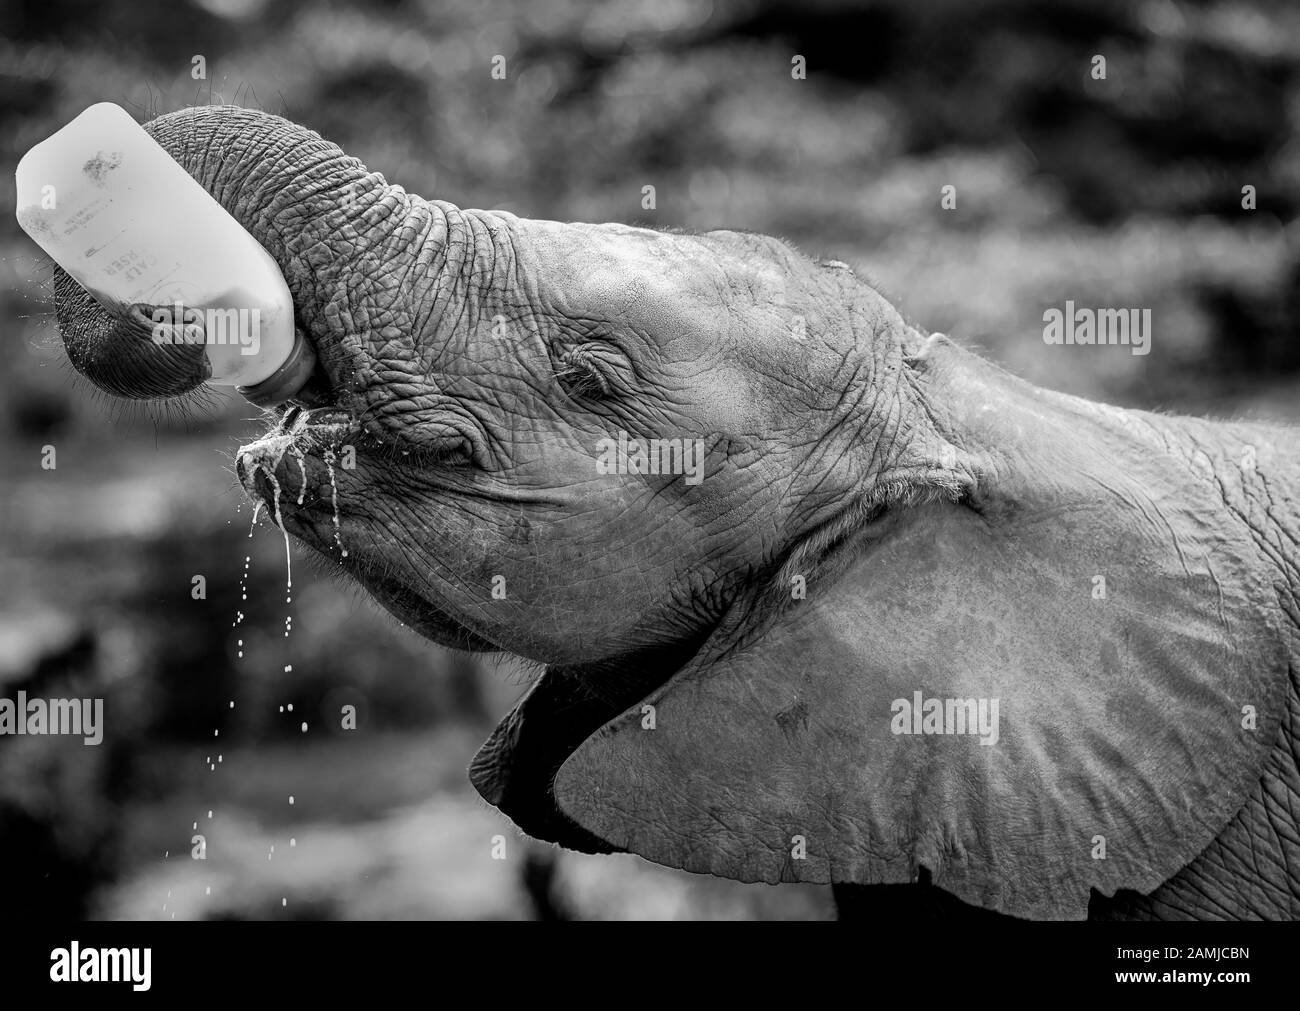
[15,102,315,403]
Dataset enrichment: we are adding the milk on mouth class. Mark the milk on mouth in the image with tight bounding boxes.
[238,409,357,559]
[272,405,354,437]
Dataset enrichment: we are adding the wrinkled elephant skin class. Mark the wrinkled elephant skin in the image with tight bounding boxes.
[52,108,1300,920]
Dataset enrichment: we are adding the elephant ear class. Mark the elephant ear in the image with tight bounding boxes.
[551,350,1292,920]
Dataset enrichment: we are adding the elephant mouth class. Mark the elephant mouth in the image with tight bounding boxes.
[234,404,501,653]
[235,404,359,508]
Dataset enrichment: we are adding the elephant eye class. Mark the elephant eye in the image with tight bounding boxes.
[555,342,634,400]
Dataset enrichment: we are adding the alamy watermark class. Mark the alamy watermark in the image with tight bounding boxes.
[50,943,150,991]
[1042,300,1151,356]
[0,692,103,745]
[890,691,1000,746]
[150,301,261,357]
[595,430,706,485]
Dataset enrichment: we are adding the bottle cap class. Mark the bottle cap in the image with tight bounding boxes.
[237,329,319,407]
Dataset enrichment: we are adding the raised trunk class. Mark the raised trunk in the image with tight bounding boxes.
[54,106,398,401]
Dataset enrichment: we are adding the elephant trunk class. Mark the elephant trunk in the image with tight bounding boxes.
[52,106,395,402]
[56,290,211,399]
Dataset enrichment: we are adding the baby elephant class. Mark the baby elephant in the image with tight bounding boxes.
[53,107,1300,920]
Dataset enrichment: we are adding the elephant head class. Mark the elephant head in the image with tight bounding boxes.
[51,107,1300,919]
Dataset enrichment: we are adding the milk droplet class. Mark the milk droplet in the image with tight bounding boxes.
[294,449,308,506]
[300,722,308,733]
[323,448,349,557]
[262,465,293,592]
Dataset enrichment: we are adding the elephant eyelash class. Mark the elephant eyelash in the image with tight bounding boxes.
[555,345,614,399]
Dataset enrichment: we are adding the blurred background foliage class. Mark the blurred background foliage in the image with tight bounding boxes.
[0,0,1297,919]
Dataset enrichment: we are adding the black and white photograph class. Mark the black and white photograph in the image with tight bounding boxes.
[1,0,1296,990]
